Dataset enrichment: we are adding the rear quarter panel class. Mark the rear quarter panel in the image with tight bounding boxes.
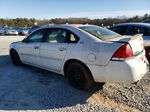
[84,42,123,66]
[63,40,123,68]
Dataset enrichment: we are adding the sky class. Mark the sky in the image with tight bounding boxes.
[0,0,150,19]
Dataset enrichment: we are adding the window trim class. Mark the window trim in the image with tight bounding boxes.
[23,29,47,43]
[42,28,80,43]
[110,26,127,35]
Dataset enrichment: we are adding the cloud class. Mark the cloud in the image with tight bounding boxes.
[43,9,150,19]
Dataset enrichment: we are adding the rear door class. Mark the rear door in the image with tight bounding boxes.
[40,28,68,72]
[40,28,79,72]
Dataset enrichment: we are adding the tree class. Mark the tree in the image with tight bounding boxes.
[0,13,150,27]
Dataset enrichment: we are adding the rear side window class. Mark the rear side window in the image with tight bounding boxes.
[44,28,79,43]
[110,26,126,35]
[45,29,67,43]
[67,33,79,43]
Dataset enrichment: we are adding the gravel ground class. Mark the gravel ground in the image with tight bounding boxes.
[0,36,149,112]
[0,55,139,112]
[100,73,150,112]
[0,36,25,54]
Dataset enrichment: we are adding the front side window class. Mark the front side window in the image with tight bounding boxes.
[27,29,45,42]
[79,26,120,40]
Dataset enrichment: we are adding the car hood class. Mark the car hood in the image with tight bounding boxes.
[11,41,22,45]
[10,41,22,50]
[10,41,22,47]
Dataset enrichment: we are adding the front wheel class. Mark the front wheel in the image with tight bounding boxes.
[10,50,23,66]
[66,62,94,90]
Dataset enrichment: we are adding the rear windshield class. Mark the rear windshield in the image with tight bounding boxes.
[79,26,120,40]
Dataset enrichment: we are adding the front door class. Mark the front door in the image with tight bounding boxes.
[19,29,46,66]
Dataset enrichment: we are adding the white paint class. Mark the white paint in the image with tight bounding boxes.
[10,25,148,83]
[88,53,96,62]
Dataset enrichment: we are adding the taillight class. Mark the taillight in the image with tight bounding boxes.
[112,44,134,60]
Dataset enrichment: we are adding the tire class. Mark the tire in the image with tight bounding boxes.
[66,62,94,90]
[145,47,150,63]
[10,50,23,66]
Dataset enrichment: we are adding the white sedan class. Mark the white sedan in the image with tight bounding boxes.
[5,29,18,35]
[10,25,149,90]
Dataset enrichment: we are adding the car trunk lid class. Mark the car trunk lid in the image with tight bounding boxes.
[109,34,144,55]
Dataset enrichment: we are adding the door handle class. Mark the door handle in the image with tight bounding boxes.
[59,47,66,51]
[34,46,39,49]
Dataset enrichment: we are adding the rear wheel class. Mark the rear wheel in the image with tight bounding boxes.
[145,47,150,62]
[66,62,94,90]
[10,50,23,66]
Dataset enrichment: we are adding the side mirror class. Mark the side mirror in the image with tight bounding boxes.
[22,38,29,43]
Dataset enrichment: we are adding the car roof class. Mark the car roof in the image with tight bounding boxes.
[29,24,103,42]
[32,24,97,33]
[110,23,150,28]
[40,24,95,29]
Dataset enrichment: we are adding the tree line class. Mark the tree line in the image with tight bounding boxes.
[0,14,150,27]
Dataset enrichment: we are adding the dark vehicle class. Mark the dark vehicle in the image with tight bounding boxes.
[29,26,40,33]
[109,23,150,62]
[0,27,6,35]
[142,19,150,24]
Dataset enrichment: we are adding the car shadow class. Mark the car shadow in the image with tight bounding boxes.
[0,55,104,110]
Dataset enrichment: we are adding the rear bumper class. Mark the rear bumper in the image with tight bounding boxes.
[87,54,149,83]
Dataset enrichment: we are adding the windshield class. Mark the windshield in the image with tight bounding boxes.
[79,26,120,40]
